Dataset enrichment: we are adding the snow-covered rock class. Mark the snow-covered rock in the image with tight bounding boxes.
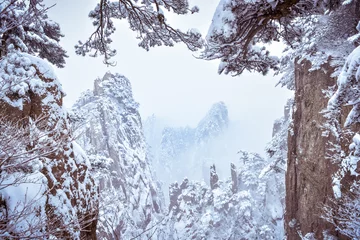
[0,50,98,239]
[73,72,164,239]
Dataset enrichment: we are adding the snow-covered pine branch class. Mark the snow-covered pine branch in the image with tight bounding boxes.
[0,0,67,67]
[202,0,349,76]
[76,0,204,65]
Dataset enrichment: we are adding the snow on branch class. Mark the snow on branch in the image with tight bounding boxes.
[0,0,67,68]
[322,186,360,239]
[328,46,360,127]
[76,0,204,66]
[0,116,86,238]
[201,0,339,76]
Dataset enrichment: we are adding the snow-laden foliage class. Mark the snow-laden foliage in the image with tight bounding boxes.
[328,46,360,127]
[322,186,360,239]
[0,0,67,67]
[76,0,203,65]
[259,99,292,238]
[320,34,360,202]
[238,150,284,236]
[278,2,358,89]
[203,0,281,75]
[73,72,164,239]
[0,49,64,111]
[0,118,49,238]
[263,98,293,176]
[0,51,97,239]
[203,0,314,76]
[160,150,284,239]
[203,0,357,79]
[321,46,360,200]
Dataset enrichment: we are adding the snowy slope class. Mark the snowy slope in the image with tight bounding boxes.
[73,72,164,239]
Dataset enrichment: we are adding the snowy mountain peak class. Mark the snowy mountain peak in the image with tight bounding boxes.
[196,101,229,141]
[73,72,163,239]
[202,101,228,123]
[93,72,138,108]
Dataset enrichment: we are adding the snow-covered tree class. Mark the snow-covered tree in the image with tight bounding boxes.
[202,0,353,76]
[0,0,67,67]
[161,150,285,239]
[0,117,53,238]
[263,98,293,175]
[0,116,98,239]
[322,186,360,239]
[76,0,203,65]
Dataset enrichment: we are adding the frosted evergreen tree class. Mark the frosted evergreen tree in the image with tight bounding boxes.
[0,0,67,67]
[202,0,353,76]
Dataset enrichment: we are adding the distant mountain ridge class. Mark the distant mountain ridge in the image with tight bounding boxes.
[195,101,229,143]
[144,101,249,199]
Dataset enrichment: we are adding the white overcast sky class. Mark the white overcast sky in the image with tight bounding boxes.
[46,0,293,154]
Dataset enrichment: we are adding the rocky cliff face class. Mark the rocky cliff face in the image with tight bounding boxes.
[284,2,360,238]
[285,60,339,239]
[73,72,164,239]
[0,51,98,239]
[285,61,360,239]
